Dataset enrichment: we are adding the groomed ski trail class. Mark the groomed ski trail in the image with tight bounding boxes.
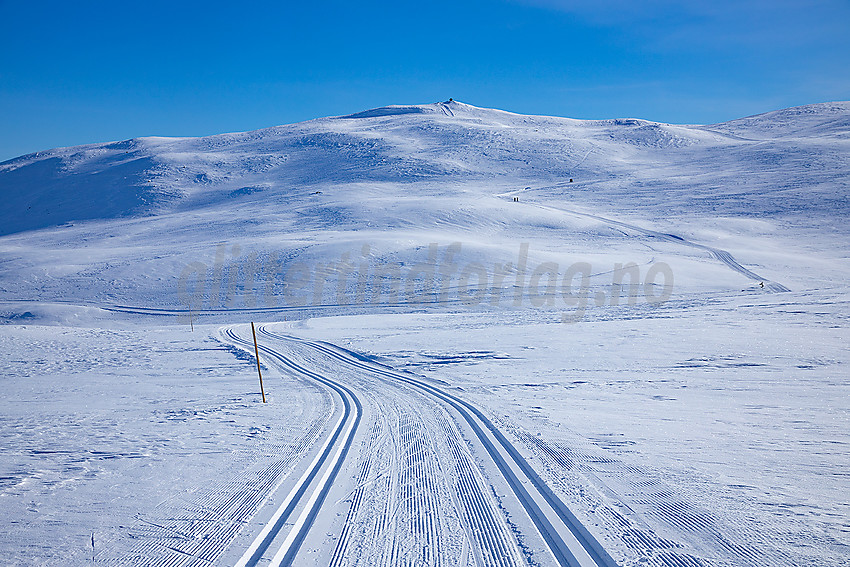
[223,328,361,567]
[241,325,619,567]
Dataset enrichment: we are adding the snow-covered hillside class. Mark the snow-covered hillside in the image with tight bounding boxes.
[4,100,849,234]
[1,100,848,319]
[0,101,848,567]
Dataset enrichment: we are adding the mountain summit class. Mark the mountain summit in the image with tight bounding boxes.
[1,100,848,237]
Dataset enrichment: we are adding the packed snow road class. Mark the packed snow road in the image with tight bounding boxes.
[221,324,617,567]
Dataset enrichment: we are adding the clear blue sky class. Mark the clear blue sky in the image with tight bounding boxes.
[1,0,848,161]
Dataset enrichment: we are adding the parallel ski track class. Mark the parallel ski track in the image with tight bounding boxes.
[529,200,790,292]
[259,327,618,567]
[222,328,362,567]
[432,409,527,567]
[327,421,379,567]
[103,296,467,317]
[323,355,525,567]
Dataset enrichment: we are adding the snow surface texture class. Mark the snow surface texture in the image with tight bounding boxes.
[0,100,848,566]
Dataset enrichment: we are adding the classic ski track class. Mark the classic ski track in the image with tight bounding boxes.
[276,332,527,567]
[222,328,362,567]
[260,327,619,567]
[374,379,521,567]
[102,297,468,317]
[327,420,382,567]
[527,200,790,292]
[430,408,527,567]
[227,325,523,567]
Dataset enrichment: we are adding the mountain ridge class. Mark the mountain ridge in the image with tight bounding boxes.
[0,100,848,238]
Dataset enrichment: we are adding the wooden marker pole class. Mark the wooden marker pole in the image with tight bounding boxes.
[251,322,267,403]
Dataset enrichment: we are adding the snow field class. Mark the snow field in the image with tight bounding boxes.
[1,99,848,565]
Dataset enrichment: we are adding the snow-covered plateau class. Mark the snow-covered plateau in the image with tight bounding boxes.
[0,100,848,566]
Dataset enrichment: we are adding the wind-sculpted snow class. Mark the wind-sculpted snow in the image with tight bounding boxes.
[338,105,431,119]
[0,146,178,236]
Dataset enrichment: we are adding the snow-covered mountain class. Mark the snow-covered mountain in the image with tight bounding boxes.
[1,100,848,319]
[4,100,849,235]
[1,101,849,567]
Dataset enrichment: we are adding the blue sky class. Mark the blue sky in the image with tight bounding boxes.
[1,0,848,161]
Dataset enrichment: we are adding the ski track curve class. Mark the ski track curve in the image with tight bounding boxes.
[222,327,362,567]
[253,326,530,567]
[258,327,618,567]
[89,322,619,567]
[526,199,790,293]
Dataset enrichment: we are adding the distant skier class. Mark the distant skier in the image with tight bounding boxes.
[759,281,764,288]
